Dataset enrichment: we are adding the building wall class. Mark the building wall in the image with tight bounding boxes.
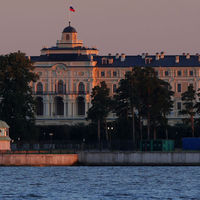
[0,154,78,166]
[33,63,200,126]
[31,26,200,126]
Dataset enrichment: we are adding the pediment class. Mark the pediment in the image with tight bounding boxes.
[52,63,67,71]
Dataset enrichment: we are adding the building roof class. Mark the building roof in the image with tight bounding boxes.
[41,46,97,51]
[94,55,200,67]
[31,54,91,62]
[0,121,9,128]
[63,25,77,33]
[31,53,200,68]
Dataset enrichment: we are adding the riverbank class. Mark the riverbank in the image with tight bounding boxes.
[0,154,78,166]
[1,152,200,166]
[78,152,200,166]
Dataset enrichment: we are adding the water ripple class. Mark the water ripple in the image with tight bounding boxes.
[0,166,200,200]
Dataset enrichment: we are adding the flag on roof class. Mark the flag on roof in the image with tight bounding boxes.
[69,6,75,12]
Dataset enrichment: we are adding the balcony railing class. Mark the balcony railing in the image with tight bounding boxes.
[32,91,90,95]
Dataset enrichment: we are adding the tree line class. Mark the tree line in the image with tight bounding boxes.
[87,67,200,147]
[0,51,200,144]
[0,52,38,140]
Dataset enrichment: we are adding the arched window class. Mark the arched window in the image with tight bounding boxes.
[77,97,85,116]
[58,80,64,94]
[66,34,70,40]
[78,82,85,94]
[36,82,43,94]
[55,96,64,116]
[36,97,43,116]
[113,84,117,93]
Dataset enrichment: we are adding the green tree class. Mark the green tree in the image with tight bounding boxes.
[87,81,112,146]
[0,51,38,140]
[180,85,197,137]
[114,67,144,146]
[114,67,174,141]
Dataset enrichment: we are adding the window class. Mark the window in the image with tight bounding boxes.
[189,70,193,76]
[101,71,105,77]
[36,82,43,94]
[77,97,85,116]
[155,71,158,76]
[102,58,107,65]
[113,71,117,77]
[38,72,42,76]
[108,58,113,64]
[55,96,64,116]
[177,70,182,76]
[113,84,117,93]
[36,97,43,116]
[78,82,85,94]
[107,71,111,78]
[66,34,70,40]
[177,102,181,110]
[177,84,181,93]
[58,80,64,94]
[45,83,48,92]
[165,71,169,76]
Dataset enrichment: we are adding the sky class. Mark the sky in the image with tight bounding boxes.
[0,0,200,56]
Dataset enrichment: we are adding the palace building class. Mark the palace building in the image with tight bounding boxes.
[31,22,200,126]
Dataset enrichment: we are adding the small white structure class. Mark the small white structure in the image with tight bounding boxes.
[0,121,11,151]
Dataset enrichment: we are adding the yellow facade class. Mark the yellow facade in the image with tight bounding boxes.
[31,24,200,126]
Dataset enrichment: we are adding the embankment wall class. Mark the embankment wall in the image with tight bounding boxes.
[0,154,78,166]
[78,152,200,166]
[1,152,200,166]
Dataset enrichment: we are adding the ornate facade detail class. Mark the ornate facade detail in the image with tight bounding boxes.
[31,23,200,126]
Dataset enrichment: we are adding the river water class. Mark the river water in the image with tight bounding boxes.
[0,166,200,200]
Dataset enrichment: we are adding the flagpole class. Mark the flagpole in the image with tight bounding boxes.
[67,0,70,26]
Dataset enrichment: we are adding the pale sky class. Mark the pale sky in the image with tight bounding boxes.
[0,0,200,56]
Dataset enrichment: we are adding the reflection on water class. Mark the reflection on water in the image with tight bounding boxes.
[0,166,200,200]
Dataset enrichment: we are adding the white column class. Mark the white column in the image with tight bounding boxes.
[73,101,76,117]
[68,99,73,118]
[50,102,53,117]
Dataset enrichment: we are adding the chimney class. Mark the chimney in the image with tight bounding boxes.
[121,53,126,62]
[155,52,160,61]
[175,56,179,63]
[115,53,120,59]
[160,51,165,59]
[186,53,190,59]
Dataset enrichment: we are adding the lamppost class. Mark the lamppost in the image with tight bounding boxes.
[49,133,54,150]
[107,125,114,149]
[82,138,85,151]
